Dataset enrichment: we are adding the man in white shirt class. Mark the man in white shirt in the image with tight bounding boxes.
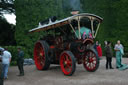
[1,49,12,79]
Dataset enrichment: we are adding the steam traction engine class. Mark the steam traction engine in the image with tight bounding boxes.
[29,13,103,76]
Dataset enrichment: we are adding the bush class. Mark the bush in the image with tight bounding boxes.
[10,61,17,66]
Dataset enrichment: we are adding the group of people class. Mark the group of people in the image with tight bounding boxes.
[0,47,24,84]
[0,40,128,84]
[105,40,128,70]
[75,26,93,39]
[95,40,128,70]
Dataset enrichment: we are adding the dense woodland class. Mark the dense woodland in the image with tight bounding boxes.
[0,0,128,62]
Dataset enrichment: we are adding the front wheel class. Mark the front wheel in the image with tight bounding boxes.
[83,48,99,72]
[60,51,76,76]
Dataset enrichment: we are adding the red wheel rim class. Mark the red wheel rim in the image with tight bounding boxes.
[34,42,45,70]
[83,51,97,71]
[60,53,72,75]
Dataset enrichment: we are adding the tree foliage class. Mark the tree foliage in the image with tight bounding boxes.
[0,0,15,45]
[0,0,15,15]
[0,16,16,45]
[15,0,63,57]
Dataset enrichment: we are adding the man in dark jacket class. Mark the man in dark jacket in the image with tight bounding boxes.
[17,47,24,76]
[105,41,114,69]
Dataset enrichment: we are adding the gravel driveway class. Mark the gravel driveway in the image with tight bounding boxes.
[4,57,128,85]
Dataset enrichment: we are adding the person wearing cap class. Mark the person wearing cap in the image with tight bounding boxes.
[17,47,24,76]
[1,48,12,79]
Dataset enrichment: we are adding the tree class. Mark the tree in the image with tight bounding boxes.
[15,0,128,57]
[0,0,15,15]
[0,16,16,45]
[0,0,15,46]
[113,0,128,46]
[15,0,63,57]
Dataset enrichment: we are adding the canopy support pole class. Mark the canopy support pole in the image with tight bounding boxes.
[69,23,78,38]
[94,23,100,38]
[78,16,81,39]
[91,17,94,38]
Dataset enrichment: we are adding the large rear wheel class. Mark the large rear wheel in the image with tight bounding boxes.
[83,48,99,72]
[34,41,50,70]
[60,51,76,76]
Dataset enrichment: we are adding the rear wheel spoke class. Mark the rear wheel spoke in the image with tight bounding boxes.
[83,49,99,72]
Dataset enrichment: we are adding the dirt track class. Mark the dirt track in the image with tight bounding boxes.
[4,57,128,85]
